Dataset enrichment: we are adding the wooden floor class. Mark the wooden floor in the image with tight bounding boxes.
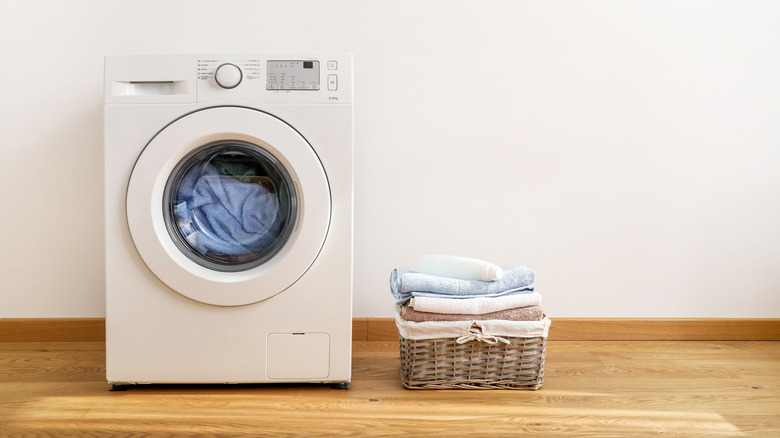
[1,340,779,437]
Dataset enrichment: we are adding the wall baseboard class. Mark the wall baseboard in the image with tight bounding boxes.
[355,318,780,341]
[2,317,779,342]
[0,318,106,342]
[544,318,780,341]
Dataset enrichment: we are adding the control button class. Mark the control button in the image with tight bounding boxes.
[327,74,338,91]
[215,63,242,89]
[327,60,338,70]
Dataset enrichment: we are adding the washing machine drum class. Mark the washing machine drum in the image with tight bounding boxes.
[126,107,331,306]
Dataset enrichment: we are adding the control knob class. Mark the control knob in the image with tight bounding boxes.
[215,63,242,89]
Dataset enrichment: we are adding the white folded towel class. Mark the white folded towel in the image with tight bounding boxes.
[409,292,542,315]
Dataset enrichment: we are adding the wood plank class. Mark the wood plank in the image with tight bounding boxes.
[1,340,779,436]
[2,317,779,342]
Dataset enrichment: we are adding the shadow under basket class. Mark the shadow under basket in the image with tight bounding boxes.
[398,334,547,390]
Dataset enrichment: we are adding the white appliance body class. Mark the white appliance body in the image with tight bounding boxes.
[104,54,353,385]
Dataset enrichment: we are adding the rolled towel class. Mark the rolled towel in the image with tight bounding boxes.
[390,265,535,304]
[409,292,542,315]
[399,305,546,323]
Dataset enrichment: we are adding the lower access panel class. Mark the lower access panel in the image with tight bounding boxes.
[267,333,330,380]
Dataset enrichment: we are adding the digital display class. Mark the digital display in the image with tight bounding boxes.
[266,60,320,90]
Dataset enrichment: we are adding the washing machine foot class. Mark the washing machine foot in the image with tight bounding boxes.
[331,382,350,390]
[109,384,131,392]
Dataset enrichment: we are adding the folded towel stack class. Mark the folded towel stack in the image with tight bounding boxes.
[390,265,545,323]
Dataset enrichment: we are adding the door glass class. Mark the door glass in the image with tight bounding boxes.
[163,141,297,272]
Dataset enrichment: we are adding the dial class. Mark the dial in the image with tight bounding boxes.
[215,63,242,89]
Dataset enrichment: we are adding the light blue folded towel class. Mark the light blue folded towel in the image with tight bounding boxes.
[173,163,282,260]
[390,265,535,304]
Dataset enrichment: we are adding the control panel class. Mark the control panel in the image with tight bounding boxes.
[196,54,351,104]
[197,58,262,86]
[267,60,320,90]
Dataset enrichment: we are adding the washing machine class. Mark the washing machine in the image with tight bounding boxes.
[104,54,353,388]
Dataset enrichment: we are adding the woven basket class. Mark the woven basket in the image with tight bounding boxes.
[399,332,547,390]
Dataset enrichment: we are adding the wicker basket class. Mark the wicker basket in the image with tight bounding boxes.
[399,331,547,390]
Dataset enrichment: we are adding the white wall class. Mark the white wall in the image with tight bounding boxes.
[2,0,779,318]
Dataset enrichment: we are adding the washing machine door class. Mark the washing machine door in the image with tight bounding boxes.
[126,106,330,306]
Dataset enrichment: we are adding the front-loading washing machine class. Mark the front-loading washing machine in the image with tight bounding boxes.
[104,54,353,388]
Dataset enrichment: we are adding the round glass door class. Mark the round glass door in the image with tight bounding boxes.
[126,106,331,306]
[164,141,297,272]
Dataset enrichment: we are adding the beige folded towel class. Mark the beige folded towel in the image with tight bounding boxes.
[399,304,545,322]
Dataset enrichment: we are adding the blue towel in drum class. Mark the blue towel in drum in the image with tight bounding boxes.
[390,265,536,304]
[173,164,282,258]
